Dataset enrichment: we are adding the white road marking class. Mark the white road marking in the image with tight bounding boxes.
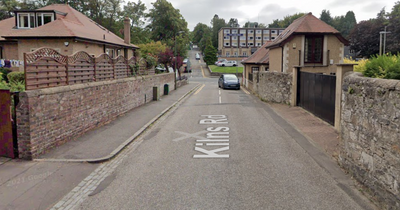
[173,131,207,142]
[219,96,222,104]
[206,143,230,146]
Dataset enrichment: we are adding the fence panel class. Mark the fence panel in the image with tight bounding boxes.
[24,48,67,90]
[95,54,114,81]
[68,51,95,84]
[114,56,129,79]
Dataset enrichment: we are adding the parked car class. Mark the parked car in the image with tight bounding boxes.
[218,74,240,90]
[195,53,200,60]
[215,59,227,65]
[155,65,174,73]
[217,60,237,67]
[183,58,188,64]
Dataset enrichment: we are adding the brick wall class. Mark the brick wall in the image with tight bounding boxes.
[340,72,400,209]
[16,73,175,159]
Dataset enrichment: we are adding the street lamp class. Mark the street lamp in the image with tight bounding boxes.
[379,26,391,55]
[174,31,184,90]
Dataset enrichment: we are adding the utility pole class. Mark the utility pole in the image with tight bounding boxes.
[379,26,391,56]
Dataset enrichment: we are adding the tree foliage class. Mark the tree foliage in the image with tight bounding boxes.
[268,13,305,28]
[227,18,239,27]
[204,37,217,65]
[211,14,226,48]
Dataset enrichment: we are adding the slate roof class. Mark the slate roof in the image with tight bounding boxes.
[0,4,138,48]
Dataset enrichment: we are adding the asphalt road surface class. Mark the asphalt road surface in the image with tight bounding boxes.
[78,50,376,210]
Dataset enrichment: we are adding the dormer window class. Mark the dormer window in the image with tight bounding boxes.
[37,13,54,26]
[17,13,35,28]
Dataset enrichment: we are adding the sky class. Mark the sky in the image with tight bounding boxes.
[138,0,396,31]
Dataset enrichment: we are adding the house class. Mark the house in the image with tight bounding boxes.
[218,27,284,60]
[0,4,138,71]
[242,12,349,88]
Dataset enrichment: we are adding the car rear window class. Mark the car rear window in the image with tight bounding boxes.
[225,75,238,80]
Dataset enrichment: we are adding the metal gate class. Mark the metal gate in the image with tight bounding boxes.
[297,72,336,125]
[0,89,18,158]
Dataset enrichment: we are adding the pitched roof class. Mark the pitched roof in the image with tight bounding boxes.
[266,12,349,49]
[242,41,271,64]
[0,17,16,41]
[1,4,137,48]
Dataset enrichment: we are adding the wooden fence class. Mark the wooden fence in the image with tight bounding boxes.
[24,48,154,90]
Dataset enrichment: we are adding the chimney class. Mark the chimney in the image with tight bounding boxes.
[124,17,131,44]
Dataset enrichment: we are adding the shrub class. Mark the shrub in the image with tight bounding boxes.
[9,80,25,92]
[343,57,368,73]
[363,54,400,80]
[7,72,25,84]
[0,67,11,83]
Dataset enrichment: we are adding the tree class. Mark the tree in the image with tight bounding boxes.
[171,56,184,78]
[124,0,146,28]
[147,0,188,42]
[203,37,217,65]
[192,23,210,44]
[158,48,174,72]
[349,19,384,57]
[138,41,167,58]
[387,2,400,53]
[227,18,240,27]
[211,14,226,48]
[320,10,333,26]
[268,13,305,28]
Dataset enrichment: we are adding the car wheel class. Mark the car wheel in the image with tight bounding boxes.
[233,64,237,66]
[222,64,225,67]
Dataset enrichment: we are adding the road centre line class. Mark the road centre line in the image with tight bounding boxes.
[194,84,205,95]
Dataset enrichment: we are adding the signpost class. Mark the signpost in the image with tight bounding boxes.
[226,33,243,76]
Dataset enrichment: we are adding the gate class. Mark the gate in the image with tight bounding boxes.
[0,89,18,158]
[297,71,336,125]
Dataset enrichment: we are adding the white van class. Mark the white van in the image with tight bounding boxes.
[195,53,200,60]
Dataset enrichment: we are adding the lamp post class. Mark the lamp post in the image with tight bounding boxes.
[379,26,391,56]
[174,31,184,90]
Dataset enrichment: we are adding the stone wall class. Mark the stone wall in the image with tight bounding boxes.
[253,71,292,104]
[16,73,175,159]
[340,72,400,209]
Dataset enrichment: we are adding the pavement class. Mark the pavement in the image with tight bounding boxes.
[0,76,344,209]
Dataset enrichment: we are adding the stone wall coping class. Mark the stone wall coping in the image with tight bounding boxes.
[345,72,400,90]
[336,63,357,66]
[23,73,174,97]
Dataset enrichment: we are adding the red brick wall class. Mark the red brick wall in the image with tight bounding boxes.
[16,73,175,159]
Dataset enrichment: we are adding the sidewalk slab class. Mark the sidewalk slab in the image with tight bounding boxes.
[37,82,199,161]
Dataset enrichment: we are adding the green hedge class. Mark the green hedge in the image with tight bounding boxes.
[363,54,400,80]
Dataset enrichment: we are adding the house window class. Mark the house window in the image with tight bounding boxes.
[232,42,237,47]
[248,43,254,46]
[256,30,262,34]
[256,43,261,46]
[224,29,230,34]
[36,13,54,26]
[256,37,261,40]
[240,29,246,34]
[248,37,254,40]
[305,35,323,63]
[264,36,270,40]
[240,43,246,46]
[240,36,246,40]
[248,30,254,33]
[263,30,269,34]
[243,52,247,56]
[271,30,277,34]
[271,37,275,40]
[224,36,229,40]
[251,67,259,73]
[225,42,230,46]
[232,30,238,34]
[234,51,238,56]
[18,13,35,28]
[232,36,237,40]
[106,48,115,58]
[226,52,230,57]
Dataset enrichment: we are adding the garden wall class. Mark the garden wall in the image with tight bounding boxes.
[16,73,175,159]
[252,71,293,104]
[340,72,400,209]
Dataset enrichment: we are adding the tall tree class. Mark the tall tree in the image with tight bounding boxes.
[320,10,333,26]
[147,0,188,42]
[268,13,305,28]
[227,18,240,27]
[204,37,217,65]
[123,0,148,44]
[211,14,226,48]
[387,2,400,53]
[158,48,174,71]
[192,23,210,44]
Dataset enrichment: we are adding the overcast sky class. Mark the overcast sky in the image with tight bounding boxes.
[138,0,396,30]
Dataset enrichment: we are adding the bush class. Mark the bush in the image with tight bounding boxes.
[363,54,400,80]
[7,72,25,84]
[0,67,11,83]
[343,57,368,73]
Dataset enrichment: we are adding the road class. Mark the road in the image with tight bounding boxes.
[76,49,376,210]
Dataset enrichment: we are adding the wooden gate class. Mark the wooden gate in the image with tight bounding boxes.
[297,71,336,125]
[0,89,16,158]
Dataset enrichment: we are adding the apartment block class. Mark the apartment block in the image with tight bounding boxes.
[218,27,285,59]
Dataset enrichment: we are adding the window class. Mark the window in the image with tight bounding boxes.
[37,13,54,26]
[240,36,246,40]
[106,49,115,58]
[271,30,277,34]
[234,51,238,56]
[243,52,247,56]
[305,35,323,63]
[224,36,229,40]
[240,29,246,34]
[226,52,230,57]
[271,37,275,40]
[264,36,270,40]
[232,36,237,40]
[18,13,35,28]
[248,30,254,33]
[240,43,246,46]
[256,30,262,34]
[251,67,259,73]
[232,42,238,46]
[225,42,230,46]
[232,30,238,34]
[256,37,261,40]
[248,43,254,46]
[224,29,230,34]
[263,30,269,34]
[248,37,254,40]
[256,43,262,46]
